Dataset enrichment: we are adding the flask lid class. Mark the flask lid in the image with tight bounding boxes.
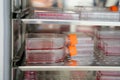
[68,45,77,56]
[110,6,118,12]
[69,60,77,66]
[68,34,78,45]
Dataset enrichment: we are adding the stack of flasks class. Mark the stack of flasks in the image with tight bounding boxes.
[95,27,120,65]
[69,33,95,66]
[96,71,120,80]
[25,33,69,64]
[25,32,95,65]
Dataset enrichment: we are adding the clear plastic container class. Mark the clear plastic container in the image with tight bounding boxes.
[76,45,94,49]
[67,58,94,66]
[76,38,94,48]
[98,71,120,76]
[97,76,120,80]
[26,33,77,50]
[95,28,120,65]
[95,27,120,39]
[64,32,94,44]
[26,48,66,64]
[98,51,120,65]
[77,38,94,44]
[71,56,94,61]
[103,40,120,47]
[66,32,95,59]
[97,31,120,39]
[76,47,94,51]
[71,51,94,59]
[77,43,94,47]
[102,40,120,55]
[96,71,120,80]
[34,11,79,20]
[99,50,120,59]
[103,47,120,55]
[70,46,95,66]
[80,12,119,21]
[97,40,119,49]
[75,45,94,56]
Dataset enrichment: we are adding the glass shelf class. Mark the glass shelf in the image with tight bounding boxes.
[21,19,120,26]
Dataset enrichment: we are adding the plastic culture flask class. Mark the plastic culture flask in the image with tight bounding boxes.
[26,33,78,50]
[26,48,66,64]
[67,45,94,66]
[26,45,78,64]
[98,71,120,76]
[64,32,94,44]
